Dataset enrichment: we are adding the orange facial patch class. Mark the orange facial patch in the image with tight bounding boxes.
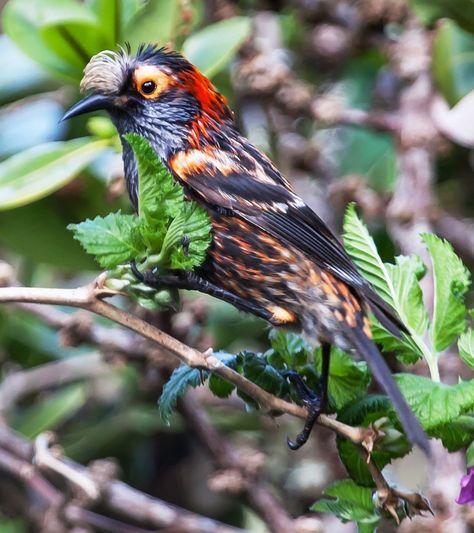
[133,65,171,99]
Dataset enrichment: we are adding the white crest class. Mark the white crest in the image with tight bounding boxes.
[80,48,132,94]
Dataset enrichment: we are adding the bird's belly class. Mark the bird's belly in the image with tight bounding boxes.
[203,216,301,316]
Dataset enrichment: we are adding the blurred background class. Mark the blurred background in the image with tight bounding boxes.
[0,0,473,531]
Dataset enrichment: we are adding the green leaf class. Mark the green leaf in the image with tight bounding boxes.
[159,364,206,424]
[0,518,28,533]
[314,348,370,410]
[88,0,142,45]
[36,0,105,68]
[385,255,428,336]
[0,138,109,210]
[123,133,183,224]
[13,384,86,439]
[396,373,474,430]
[68,212,146,268]
[268,330,310,368]
[430,415,474,452]
[459,329,474,370]
[124,0,180,50]
[169,202,212,270]
[371,322,421,365]
[124,133,211,270]
[337,127,397,192]
[0,35,56,106]
[433,20,474,106]
[3,0,77,80]
[0,200,97,271]
[343,203,395,306]
[467,439,474,467]
[182,17,251,78]
[3,0,107,80]
[209,374,235,398]
[343,204,427,362]
[337,395,410,486]
[311,479,379,532]
[242,352,289,398]
[410,0,474,33]
[422,233,470,352]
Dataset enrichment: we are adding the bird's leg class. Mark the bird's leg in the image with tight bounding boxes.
[287,343,331,450]
[130,261,274,322]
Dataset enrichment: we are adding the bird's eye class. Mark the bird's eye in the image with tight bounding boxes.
[134,66,169,98]
[141,80,157,95]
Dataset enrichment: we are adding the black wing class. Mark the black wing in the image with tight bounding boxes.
[174,161,406,337]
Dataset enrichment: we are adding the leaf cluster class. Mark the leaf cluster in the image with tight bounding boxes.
[68,134,211,309]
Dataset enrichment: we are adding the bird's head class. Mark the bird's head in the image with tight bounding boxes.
[63,44,234,161]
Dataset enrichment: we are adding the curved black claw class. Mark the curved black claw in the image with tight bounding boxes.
[129,260,165,289]
[287,396,323,450]
[285,371,326,451]
[130,260,145,282]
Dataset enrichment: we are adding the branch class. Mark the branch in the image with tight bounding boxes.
[0,353,110,412]
[0,425,243,532]
[0,281,369,445]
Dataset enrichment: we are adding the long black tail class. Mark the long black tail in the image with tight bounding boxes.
[346,326,431,456]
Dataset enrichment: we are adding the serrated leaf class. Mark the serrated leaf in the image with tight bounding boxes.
[123,133,183,225]
[459,329,474,370]
[159,364,207,424]
[337,395,410,486]
[386,255,428,336]
[242,352,289,398]
[269,330,310,367]
[169,202,212,270]
[371,321,421,364]
[422,233,470,352]
[396,373,474,430]
[430,415,474,452]
[343,204,427,363]
[314,348,370,410]
[343,203,395,306]
[68,212,145,268]
[311,479,379,532]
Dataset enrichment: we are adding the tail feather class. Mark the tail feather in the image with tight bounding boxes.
[346,326,430,456]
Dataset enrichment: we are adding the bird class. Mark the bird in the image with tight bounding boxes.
[63,44,429,454]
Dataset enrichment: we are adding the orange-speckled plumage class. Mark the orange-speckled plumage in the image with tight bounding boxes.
[65,44,429,454]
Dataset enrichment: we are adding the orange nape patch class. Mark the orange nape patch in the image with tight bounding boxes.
[133,65,171,99]
[179,66,229,120]
[268,305,297,325]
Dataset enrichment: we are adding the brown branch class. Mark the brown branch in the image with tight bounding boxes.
[0,424,244,532]
[0,353,110,413]
[0,281,368,445]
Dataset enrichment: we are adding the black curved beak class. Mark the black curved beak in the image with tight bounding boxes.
[62,93,115,121]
